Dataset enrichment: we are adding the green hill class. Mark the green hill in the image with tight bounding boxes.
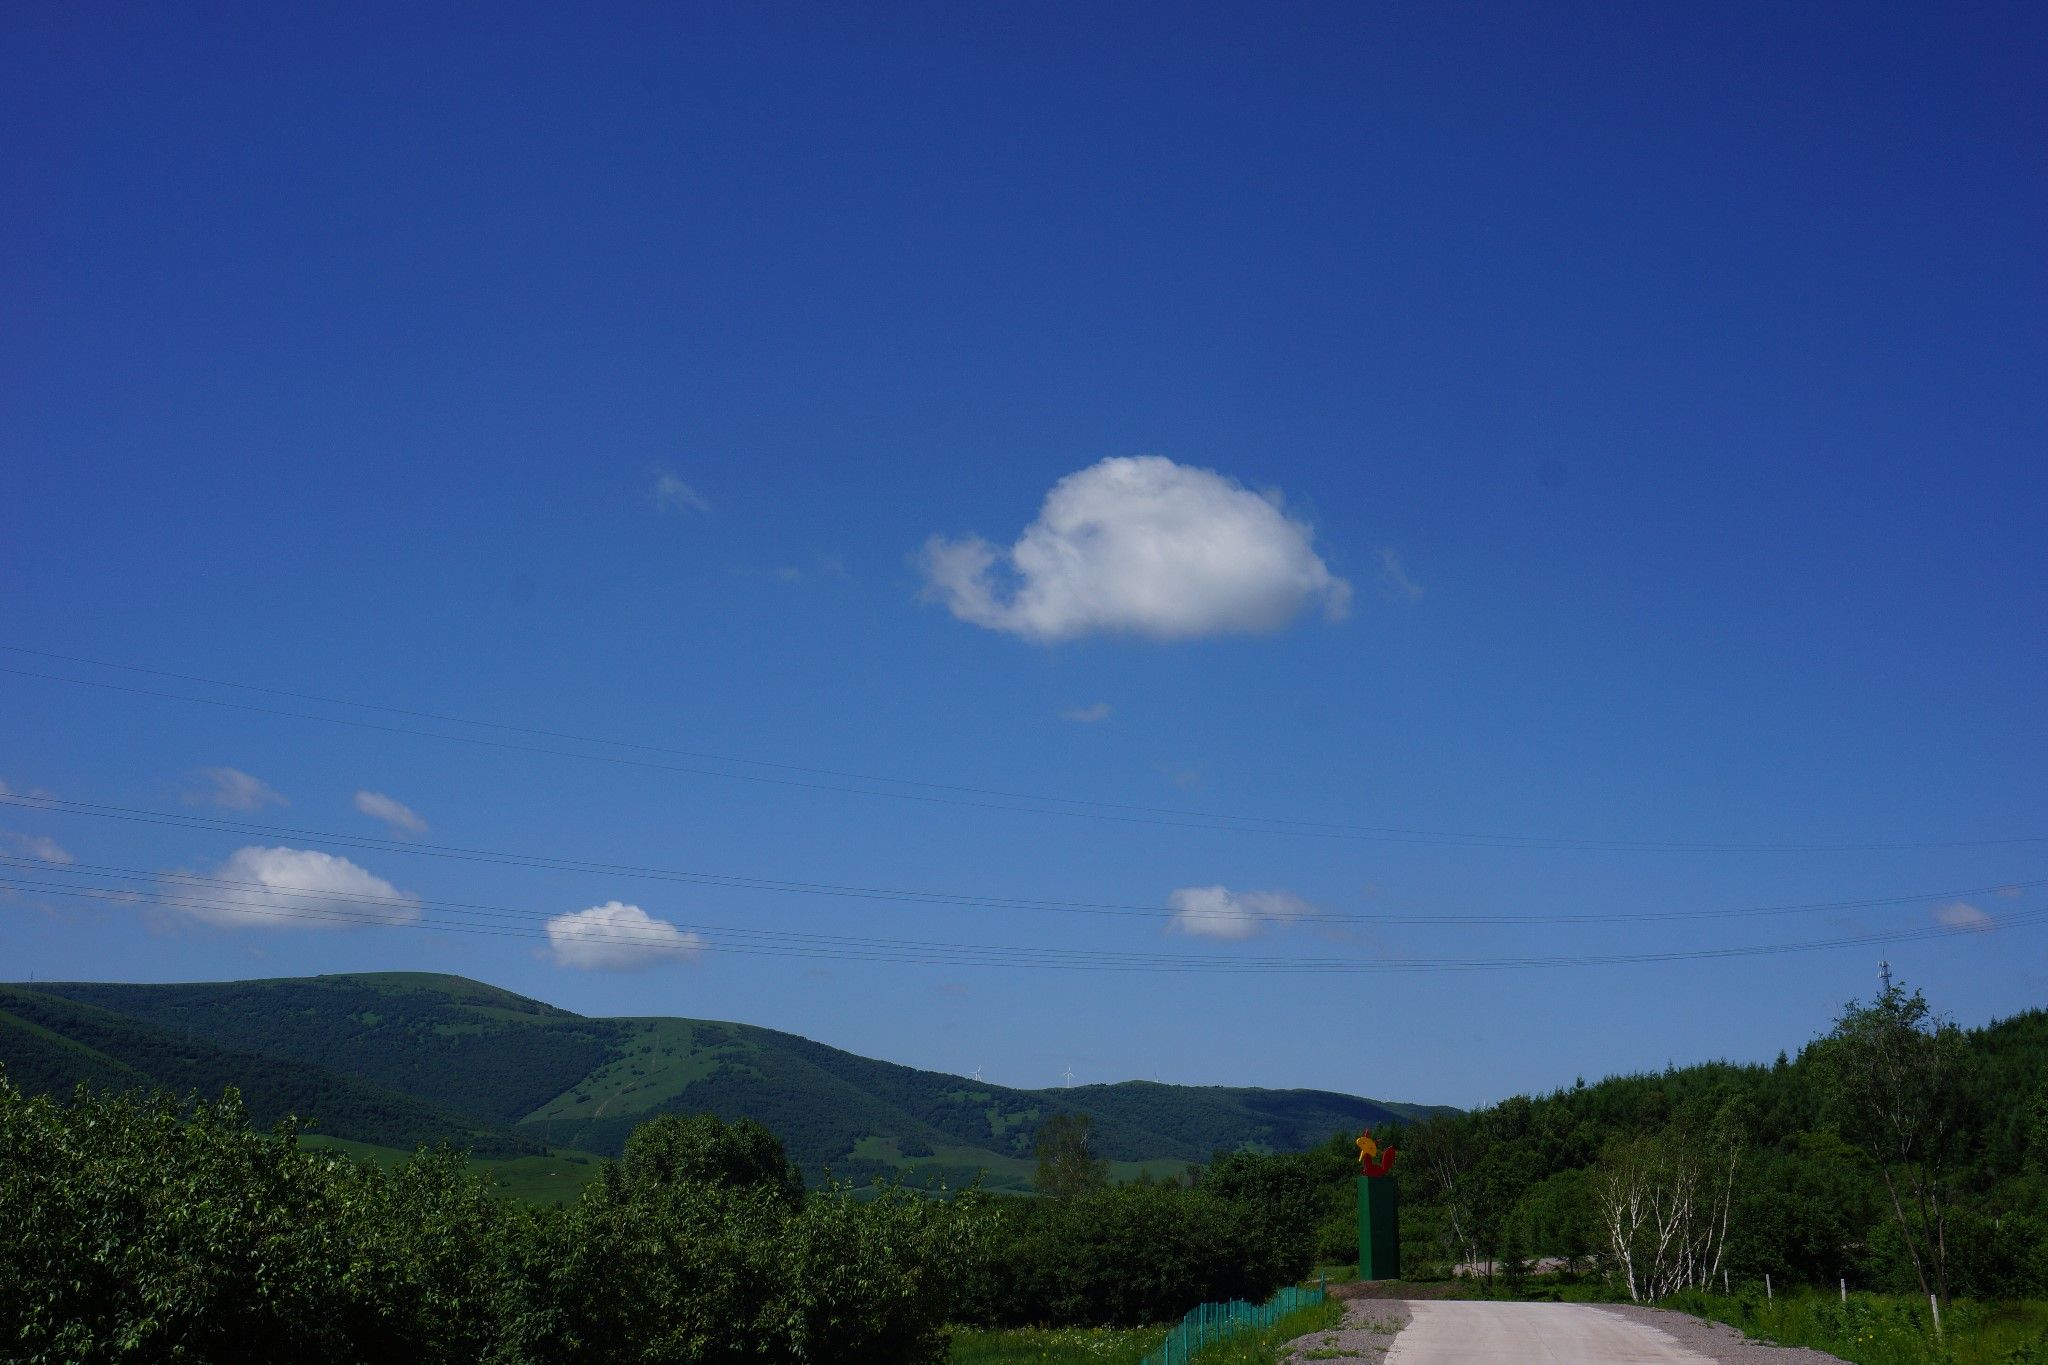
[7,972,1445,1192]
[0,984,544,1157]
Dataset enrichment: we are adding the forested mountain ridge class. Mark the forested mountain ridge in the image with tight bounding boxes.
[0,984,545,1156]
[4,971,1439,1189]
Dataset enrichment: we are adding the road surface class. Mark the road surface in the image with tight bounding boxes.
[1384,1300,1716,1363]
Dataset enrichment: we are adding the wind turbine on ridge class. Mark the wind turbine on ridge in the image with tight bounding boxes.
[1062,1064,1075,1088]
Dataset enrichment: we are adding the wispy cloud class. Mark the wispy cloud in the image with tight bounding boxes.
[919,456,1349,642]
[1378,547,1424,601]
[546,901,705,971]
[354,790,427,836]
[0,830,73,864]
[1166,885,1319,940]
[1934,901,1993,932]
[186,768,287,812]
[165,846,419,930]
[653,470,710,514]
[1062,702,1112,724]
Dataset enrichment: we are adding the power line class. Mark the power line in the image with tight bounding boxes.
[5,793,2041,930]
[6,869,2039,975]
[3,644,2037,854]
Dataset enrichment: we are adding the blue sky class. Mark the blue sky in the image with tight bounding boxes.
[2,2,2043,1108]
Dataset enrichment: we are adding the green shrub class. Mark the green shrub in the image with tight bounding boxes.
[0,1073,994,1365]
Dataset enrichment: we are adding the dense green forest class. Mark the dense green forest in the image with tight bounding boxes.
[2,972,1439,1190]
[1363,985,2048,1302]
[0,1079,1321,1363]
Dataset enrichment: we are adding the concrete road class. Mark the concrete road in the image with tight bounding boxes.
[1385,1300,1715,1364]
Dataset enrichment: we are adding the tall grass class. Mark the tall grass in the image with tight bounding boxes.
[1183,1299,1343,1363]
[1663,1289,2048,1365]
[949,1326,1168,1364]
[947,1300,1344,1365]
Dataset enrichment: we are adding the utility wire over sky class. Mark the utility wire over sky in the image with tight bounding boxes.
[2,646,2039,855]
[4,862,2042,975]
[5,794,2043,931]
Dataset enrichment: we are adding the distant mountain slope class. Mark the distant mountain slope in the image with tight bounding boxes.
[40,973,615,1127]
[0,985,543,1157]
[16,973,1448,1190]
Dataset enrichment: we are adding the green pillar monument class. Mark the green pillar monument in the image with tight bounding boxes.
[1353,1133,1400,1281]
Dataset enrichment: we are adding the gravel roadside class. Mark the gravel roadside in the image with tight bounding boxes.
[1277,1297,1412,1364]
[1594,1303,1849,1363]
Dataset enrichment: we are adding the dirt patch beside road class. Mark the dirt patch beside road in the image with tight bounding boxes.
[1279,1298,1411,1364]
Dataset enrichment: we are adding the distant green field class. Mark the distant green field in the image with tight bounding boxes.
[299,1134,604,1205]
[522,1018,725,1126]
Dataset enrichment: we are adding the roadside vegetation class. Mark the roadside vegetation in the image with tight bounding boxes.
[7,976,2045,1363]
[1662,1289,2048,1365]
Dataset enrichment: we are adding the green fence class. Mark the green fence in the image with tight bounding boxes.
[1136,1281,1327,1365]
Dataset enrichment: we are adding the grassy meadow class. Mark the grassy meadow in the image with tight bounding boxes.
[1664,1289,2048,1365]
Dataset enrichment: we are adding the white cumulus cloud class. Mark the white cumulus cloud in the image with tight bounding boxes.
[1934,901,1993,932]
[1166,885,1319,940]
[918,456,1350,642]
[167,846,420,930]
[354,790,427,835]
[547,901,705,971]
[187,767,288,811]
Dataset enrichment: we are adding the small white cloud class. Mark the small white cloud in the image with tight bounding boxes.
[1166,885,1319,940]
[773,565,805,583]
[0,830,73,864]
[1935,901,1993,932]
[187,768,287,812]
[1994,885,2024,900]
[1062,702,1112,723]
[1378,547,1424,601]
[918,456,1350,642]
[354,790,427,836]
[167,846,420,930]
[546,900,705,971]
[653,470,710,514]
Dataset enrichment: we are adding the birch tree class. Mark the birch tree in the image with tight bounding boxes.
[1594,1119,1739,1302]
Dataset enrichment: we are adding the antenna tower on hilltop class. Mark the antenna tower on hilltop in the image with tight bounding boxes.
[1879,959,1893,994]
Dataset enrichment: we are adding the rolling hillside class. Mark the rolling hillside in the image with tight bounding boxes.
[6,972,1449,1192]
[0,984,544,1157]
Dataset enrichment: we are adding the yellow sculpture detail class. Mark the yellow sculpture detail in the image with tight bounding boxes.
[1355,1130,1396,1177]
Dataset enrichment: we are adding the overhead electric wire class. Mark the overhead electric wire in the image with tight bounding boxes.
[6,794,2043,931]
[14,852,2047,931]
[5,870,2041,975]
[3,644,2039,854]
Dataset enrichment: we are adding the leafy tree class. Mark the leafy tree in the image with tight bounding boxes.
[1809,981,1965,1303]
[1033,1113,1108,1198]
[619,1112,805,1208]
